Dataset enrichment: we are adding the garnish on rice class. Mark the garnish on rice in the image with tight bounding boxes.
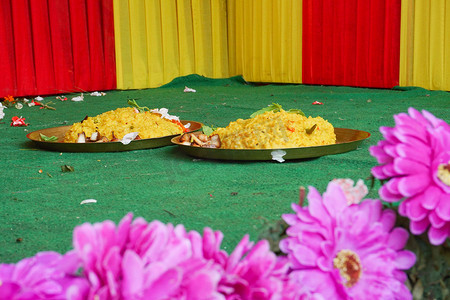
[64,101,188,143]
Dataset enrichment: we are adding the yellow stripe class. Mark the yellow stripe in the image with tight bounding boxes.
[400,0,450,90]
[114,0,229,89]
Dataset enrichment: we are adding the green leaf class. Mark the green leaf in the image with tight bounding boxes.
[127,99,150,113]
[305,124,317,134]
[61,165,75,172]
[287,108,305,116]
[250,103,283,118]
[39,133,58,142]
[202,125,215,136]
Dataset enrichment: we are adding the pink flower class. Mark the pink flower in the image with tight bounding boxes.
[331,178,368,205]
[280,182,416,300]
[0,251,88,299]
[369,108,450,245]
[72,213,302,300]
[216,236,290,299]
[73,213,224,299]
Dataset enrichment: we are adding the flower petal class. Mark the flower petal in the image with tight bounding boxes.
[398,173,430,197]
[428,223,450,245]
[388,228,409,250]
[393,157,428,175]
[429,212,446,228]
[420,186,441,210]
[394,250,416,270]
[404,195,428,221]
[409,218,430,235]
[435,192,450,221]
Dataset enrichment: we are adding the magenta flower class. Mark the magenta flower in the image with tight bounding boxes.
[216,235,290,299]
[0,251,88,299]
[370,108,450,245]
[73,213,224,299]
[280,182,416,300]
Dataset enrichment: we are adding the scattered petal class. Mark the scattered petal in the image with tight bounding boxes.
[35,96,44,101]
[80,199,97,205]
[56,95,68,101]
[90,91,106,96]
[312,101,323,105]
[10,116,28,127]
[71,94,84,102]
[15,103,23,109]
[271,150,287,163]
[184,86,196,93]
[120,132,139,145]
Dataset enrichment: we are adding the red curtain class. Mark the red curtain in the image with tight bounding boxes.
[0,0,116,98]
[302,0,401,88]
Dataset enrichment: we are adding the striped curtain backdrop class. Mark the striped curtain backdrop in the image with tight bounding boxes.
[0,0,116,98]
[113,0,229,90]
[399,0,450,91]
[1,0,450,98]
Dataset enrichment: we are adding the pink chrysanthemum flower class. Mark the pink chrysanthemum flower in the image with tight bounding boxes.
[73,213,296,300]
[369,108,450,245]
[73,213,224,299]
[280,182,416,300]
[0,251,88,299]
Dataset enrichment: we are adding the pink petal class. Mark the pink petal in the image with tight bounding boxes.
[436,192,450,221]
[372,165,390,180]
[429,212,446,228]
[409,218,430,235]
[404,196,428,221]
[428,223,450,245]
[379,185,403,202]
[385,178,401,195]
[145,268,182,299]
[421,186,441,210]
[398,173,430,197]
[394,250,416,270]
[388,227,409,250]
[379,209,396,232]
[393,158,428,175]
[122,250,143,297]
[307,186,331,228]
[396,144,431,165]
[290,244,319,267]
[322,183,348,217]
[369,145,392,164]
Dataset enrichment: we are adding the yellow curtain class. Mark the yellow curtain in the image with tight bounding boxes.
[113,0,229,89]
[400,0,450,90]
[227,0,302,83]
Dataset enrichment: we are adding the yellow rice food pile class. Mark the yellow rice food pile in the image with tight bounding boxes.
[64,107,184,142]
[213,110,336,149]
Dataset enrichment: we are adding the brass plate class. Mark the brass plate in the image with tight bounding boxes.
[27,120,203,152]
[171,128,370,161]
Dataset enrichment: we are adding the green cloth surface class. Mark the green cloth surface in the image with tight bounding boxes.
[1,75,449,264]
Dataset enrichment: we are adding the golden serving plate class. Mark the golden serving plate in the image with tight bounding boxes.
[27,120,202,152]
[171,128,370,161]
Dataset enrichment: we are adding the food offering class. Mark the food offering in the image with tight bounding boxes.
[27,100,203,152]
[172,103,370,161]
[64,100,189,143]
[179,103,336,149]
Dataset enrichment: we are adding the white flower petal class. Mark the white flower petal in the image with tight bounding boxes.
[271,150,287,163]
[120,132,139,145]
[184,86,196,93]
[80,199,97,205]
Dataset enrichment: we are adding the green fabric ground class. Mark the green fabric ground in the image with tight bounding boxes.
[0,75,449,264]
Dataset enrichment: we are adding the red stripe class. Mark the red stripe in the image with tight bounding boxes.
[303,0,401,88]
[0,0,116,98]
[0,1,17,96]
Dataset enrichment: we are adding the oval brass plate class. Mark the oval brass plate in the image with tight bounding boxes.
[27,120,203,152]
[171,128,370,161]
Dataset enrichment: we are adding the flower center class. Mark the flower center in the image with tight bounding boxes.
[437,162,450,186]
[333,249,362,288]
